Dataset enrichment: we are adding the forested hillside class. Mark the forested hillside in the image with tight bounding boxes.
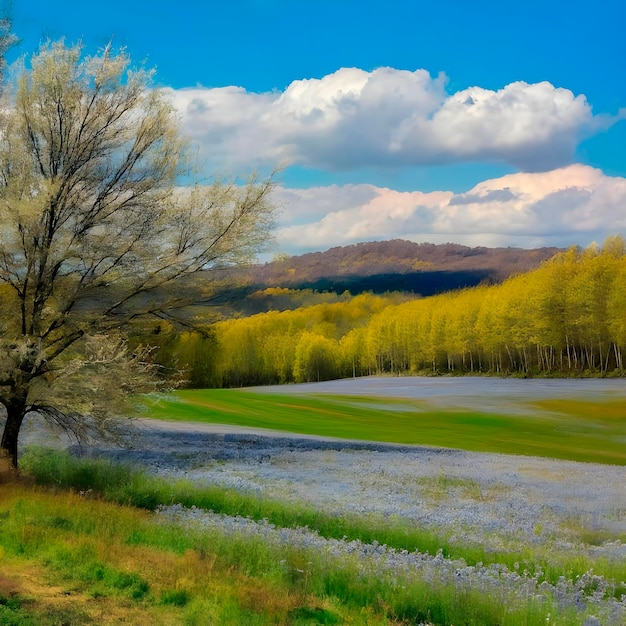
[253,240,562,280]
[149,237,626,387]
[230,240,563,300]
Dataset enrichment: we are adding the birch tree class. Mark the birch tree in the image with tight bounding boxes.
[0,41,276,474]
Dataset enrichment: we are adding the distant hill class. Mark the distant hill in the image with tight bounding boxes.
[180,240,568,317]
[241,240,565,296]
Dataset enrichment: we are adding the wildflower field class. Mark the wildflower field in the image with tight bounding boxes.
[1,377,625,625]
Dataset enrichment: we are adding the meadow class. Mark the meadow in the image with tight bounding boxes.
[2,377,626,625]
[141,378,626,465]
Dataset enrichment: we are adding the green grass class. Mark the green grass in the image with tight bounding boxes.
[0,482,376,625]
[140,389,626,465]
[7,387,625,624]
[20,449,626,593]
[1,479,571,626]
[17,448,474,561]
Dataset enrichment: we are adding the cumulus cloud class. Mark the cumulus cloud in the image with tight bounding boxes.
[166,68,619,172]
[271,165,626,253]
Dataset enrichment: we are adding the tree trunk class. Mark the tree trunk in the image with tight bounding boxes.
[0,396,27,479]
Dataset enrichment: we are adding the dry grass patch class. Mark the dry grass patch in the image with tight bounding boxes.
[0,483,349,625]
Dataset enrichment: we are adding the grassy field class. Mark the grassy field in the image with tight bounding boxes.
[2,451,623,625]
[1,482,382,625]
[140,389,626,465]
[2,384,624,624]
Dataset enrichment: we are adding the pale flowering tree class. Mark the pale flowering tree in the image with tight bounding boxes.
[0,41,276,475]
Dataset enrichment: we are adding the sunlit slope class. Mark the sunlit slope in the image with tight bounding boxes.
[141,390,626,465]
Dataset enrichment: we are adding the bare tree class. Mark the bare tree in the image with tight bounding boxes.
[0,41,276,475]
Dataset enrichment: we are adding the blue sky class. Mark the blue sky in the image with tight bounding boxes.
[10,0,626,254]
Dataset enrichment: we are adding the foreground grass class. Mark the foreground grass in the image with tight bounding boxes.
[141,390,626,465]
[0,483,374,626]
[5,386,624,624]
[1,477,566,626]
[10,448,626,626]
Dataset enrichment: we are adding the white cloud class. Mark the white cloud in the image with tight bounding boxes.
[424,82,593,170]
[166,68,619,173]
[272,165,626,253]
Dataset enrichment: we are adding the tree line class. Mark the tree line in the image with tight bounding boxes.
[152,237,626,387]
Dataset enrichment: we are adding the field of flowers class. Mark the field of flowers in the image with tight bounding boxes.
[80,417,626,625]
[17,377,626,624]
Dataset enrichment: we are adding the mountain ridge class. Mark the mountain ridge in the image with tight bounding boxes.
[179,240,567,318]
[245,240,565,293]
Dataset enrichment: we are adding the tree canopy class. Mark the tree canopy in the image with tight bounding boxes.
[0,40,276,474]
[152,239,626,388]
